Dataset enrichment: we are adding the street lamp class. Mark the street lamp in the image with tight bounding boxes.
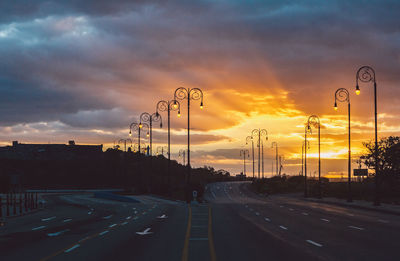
[178,149,186,165]
[156,146,168,156]
[246,136,255,179]
[334,88,352,202]
[355,66,380,206]
[156,99,181,189]
[129,122,149,154]
[251,129,268,179]
[118,138,132,152]
[301,140,310,176]
[140,112,162,156]
[271,142,279,176]
[240,149,250,176]
[307,115,322,199]
[174,87,204,200]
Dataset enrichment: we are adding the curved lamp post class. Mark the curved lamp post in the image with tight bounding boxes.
[156,146,168,156]
[129,122,149,153]
[156,99,181,189]
[246,136,255,179]
[355,66,380,205]
[240,149,250,176]
[251,129,268,179]
[301,140,310,176]
[174,87,204,198]
[140,112,162,156]
[118,138,132,152]
[271,142,279,176]
[334,88,352,202]
[307,115,321,198]
[179,149,186,165]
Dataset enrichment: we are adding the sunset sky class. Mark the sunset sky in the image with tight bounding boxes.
[1,1,400,177]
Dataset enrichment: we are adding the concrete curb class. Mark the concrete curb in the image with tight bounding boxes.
[303,197,400,216]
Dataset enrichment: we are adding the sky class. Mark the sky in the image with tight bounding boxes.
[1,0,400,177]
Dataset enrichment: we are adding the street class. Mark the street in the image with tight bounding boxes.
[0,182,399,261]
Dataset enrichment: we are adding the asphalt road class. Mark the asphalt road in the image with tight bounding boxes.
[0,182,399,261]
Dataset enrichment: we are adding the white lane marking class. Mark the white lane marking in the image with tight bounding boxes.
[157,214,168,219]
[348,225,364,230]
[63,219,72,223]
[32,226,46,231]
[103,215,112,219]
[109,223,117,228]
[289,208,294,211]
[264,217,271,222]
[41,216,56,222]
[136,228,152,235]
[279,225,288,230]
[126,216,132,220]
[302,212,309,216]
[64,244,80,253]
[88,211,92,215]
[306,240,323,247]
[378,219,389,223]
[347,213,355,217]
[255,212,260,216]
[99,230,109,236]
[121,221,128,226]
[133,207,136,210]
[47,229,70,237]
[134,211,138,214]
[321,218,330,222]
[79,236,90,242]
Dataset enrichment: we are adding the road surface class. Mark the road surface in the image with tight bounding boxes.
[0,182,398,260]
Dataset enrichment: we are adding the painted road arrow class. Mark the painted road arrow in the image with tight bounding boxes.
[136,228,152,235]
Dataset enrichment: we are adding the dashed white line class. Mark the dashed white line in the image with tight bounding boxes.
[63,219,72,223]
[64,244,80,253]
[279,225,288,230]
[42,216,56,221]
[79,236,90,242]
[103,215,112,219]
[32,226,46,231]
[264,217,271,222]
[47,229,70,237]
[348,225,365,230]
[109,223,117,228]
[302,212,309,216]
[347,213,355,217]
[88,211,92,215]
[320,218,330,222]
[378,219,389,223]
[126,216,132,220]
[306,240,323,247]
[255,212,260,216]
[99,230,109,236]
[121,221,128,226]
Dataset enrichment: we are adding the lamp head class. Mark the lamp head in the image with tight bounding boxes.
[200,101,203,110]
[146,132,149,137]
[334,102,338,111]
[139,123,143,129]
[177,111,181,117]
[172,102,178,110]
[355,85,360,95]
[160,123,163,128]
[129,130,132,136]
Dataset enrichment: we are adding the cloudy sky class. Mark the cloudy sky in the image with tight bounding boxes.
[1,0,400,177]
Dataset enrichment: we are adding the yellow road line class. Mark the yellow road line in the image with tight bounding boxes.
[181,204,192,261]
[208,206,217,261]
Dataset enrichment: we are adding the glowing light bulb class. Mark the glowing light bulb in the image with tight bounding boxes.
[146,132,149,137]
[139,123,143,128]
[173,103,178,109]
[200,102,203,110]
[177,112,181,117]
[355,85,360,95]
[334,106,338,111]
